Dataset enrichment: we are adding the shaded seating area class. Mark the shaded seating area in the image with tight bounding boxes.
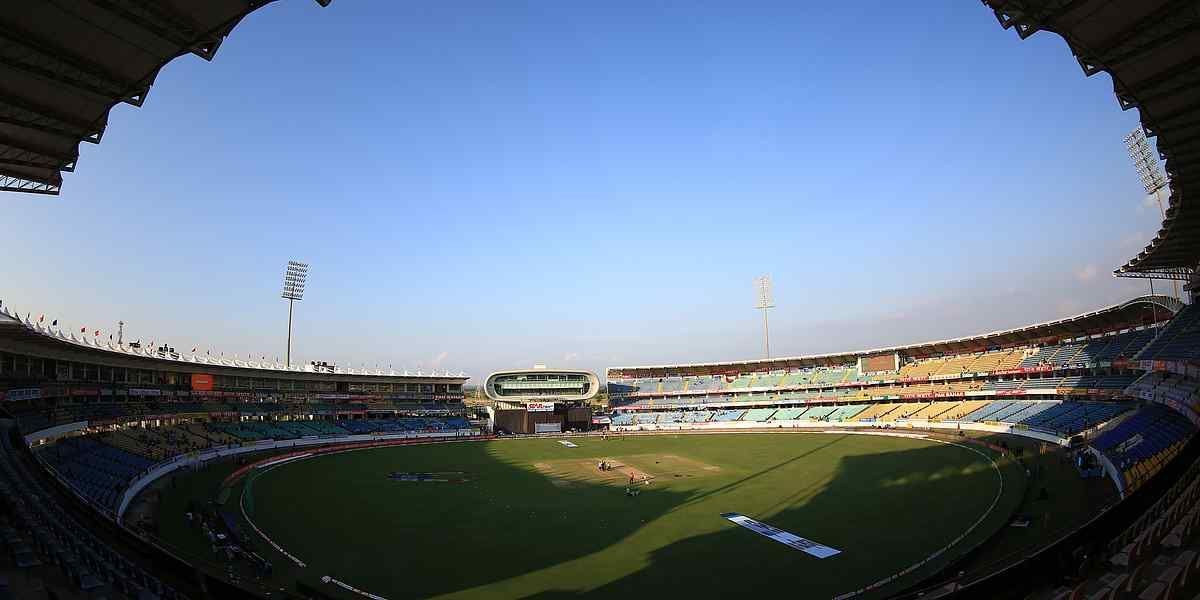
[1094,406,1196,494]
[0,427,183,599]
[1020,402,1132,436]
[37,437,153,513]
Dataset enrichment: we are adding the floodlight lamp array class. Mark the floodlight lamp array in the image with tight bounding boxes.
[281,261,309,301]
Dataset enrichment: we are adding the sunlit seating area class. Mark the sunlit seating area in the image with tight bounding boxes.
[609,399,1131,437]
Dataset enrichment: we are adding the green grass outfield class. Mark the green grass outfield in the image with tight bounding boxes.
[161,432,1026,599]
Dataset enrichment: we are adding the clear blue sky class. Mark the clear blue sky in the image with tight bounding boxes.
[1,1,1166,380]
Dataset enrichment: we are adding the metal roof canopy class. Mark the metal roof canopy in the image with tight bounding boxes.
[985,0,1200,279]
[607,294,1180,379]
[0,312,467,383]
[0,0,329,195]
[7,2,1197,277]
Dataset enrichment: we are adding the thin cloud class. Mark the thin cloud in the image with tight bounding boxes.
[1138,194,1161,213]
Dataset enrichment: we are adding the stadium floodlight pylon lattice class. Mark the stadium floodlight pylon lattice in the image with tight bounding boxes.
[755,275,774,359]
[281,260,309,367]
[1124,128,1180,297]
[1125,127,1168,204]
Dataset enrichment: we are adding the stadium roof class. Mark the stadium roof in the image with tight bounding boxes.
[0,304,466,381]
[985,1,1200,280]
[607,294,1180,378]
[0,0,329,195]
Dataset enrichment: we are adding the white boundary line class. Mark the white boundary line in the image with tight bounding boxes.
[830,438,1007,599]
[322,575,390,600]
[238,438,485,572]
[236,430,1009,600]
[239,462,308,568]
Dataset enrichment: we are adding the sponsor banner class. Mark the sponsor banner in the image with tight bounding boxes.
[69,387,101,397]
[558,440,578,448]
[526,401,556,412]
[592,416,612,424]
[1021,365,1054,374]
[721,513,840,558]
[1024,387,1058,395]
[991,368,1024,376]
[3,387,42,402]
[128,388,163,397]
[191,373,215,392]
[996,390,1027,397]
[1057,388,1090,396]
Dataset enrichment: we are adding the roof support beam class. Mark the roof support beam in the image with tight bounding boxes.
[0,170,59,195]
[1082,0,1200,73]
[1114,268,1194,281]
[0,92,104,142]
[0,27,144,104]
[1152,99,1200,131]
[1134,56,1200,106]
[0,132,77,170]
[80,0,206,55]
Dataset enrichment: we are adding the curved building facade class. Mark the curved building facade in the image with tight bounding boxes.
[484,368,599,403]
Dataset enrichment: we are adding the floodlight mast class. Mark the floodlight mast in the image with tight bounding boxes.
[755,275,775,359]
[1124,128,1178,299]
[281,260,309,367]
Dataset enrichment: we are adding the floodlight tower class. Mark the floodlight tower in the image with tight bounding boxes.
[755,275,775,359]
[1124,127,1177,299]
[281,260,309,367]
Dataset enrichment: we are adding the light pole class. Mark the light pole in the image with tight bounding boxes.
[281,260,308,367]
[755,275,775,359]
[1124,127,1177,299]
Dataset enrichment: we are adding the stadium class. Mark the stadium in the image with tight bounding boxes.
[2,1,1200,600]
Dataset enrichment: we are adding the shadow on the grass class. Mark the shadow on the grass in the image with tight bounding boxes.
[516,434,1024,600]
[197,433,1037,600]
